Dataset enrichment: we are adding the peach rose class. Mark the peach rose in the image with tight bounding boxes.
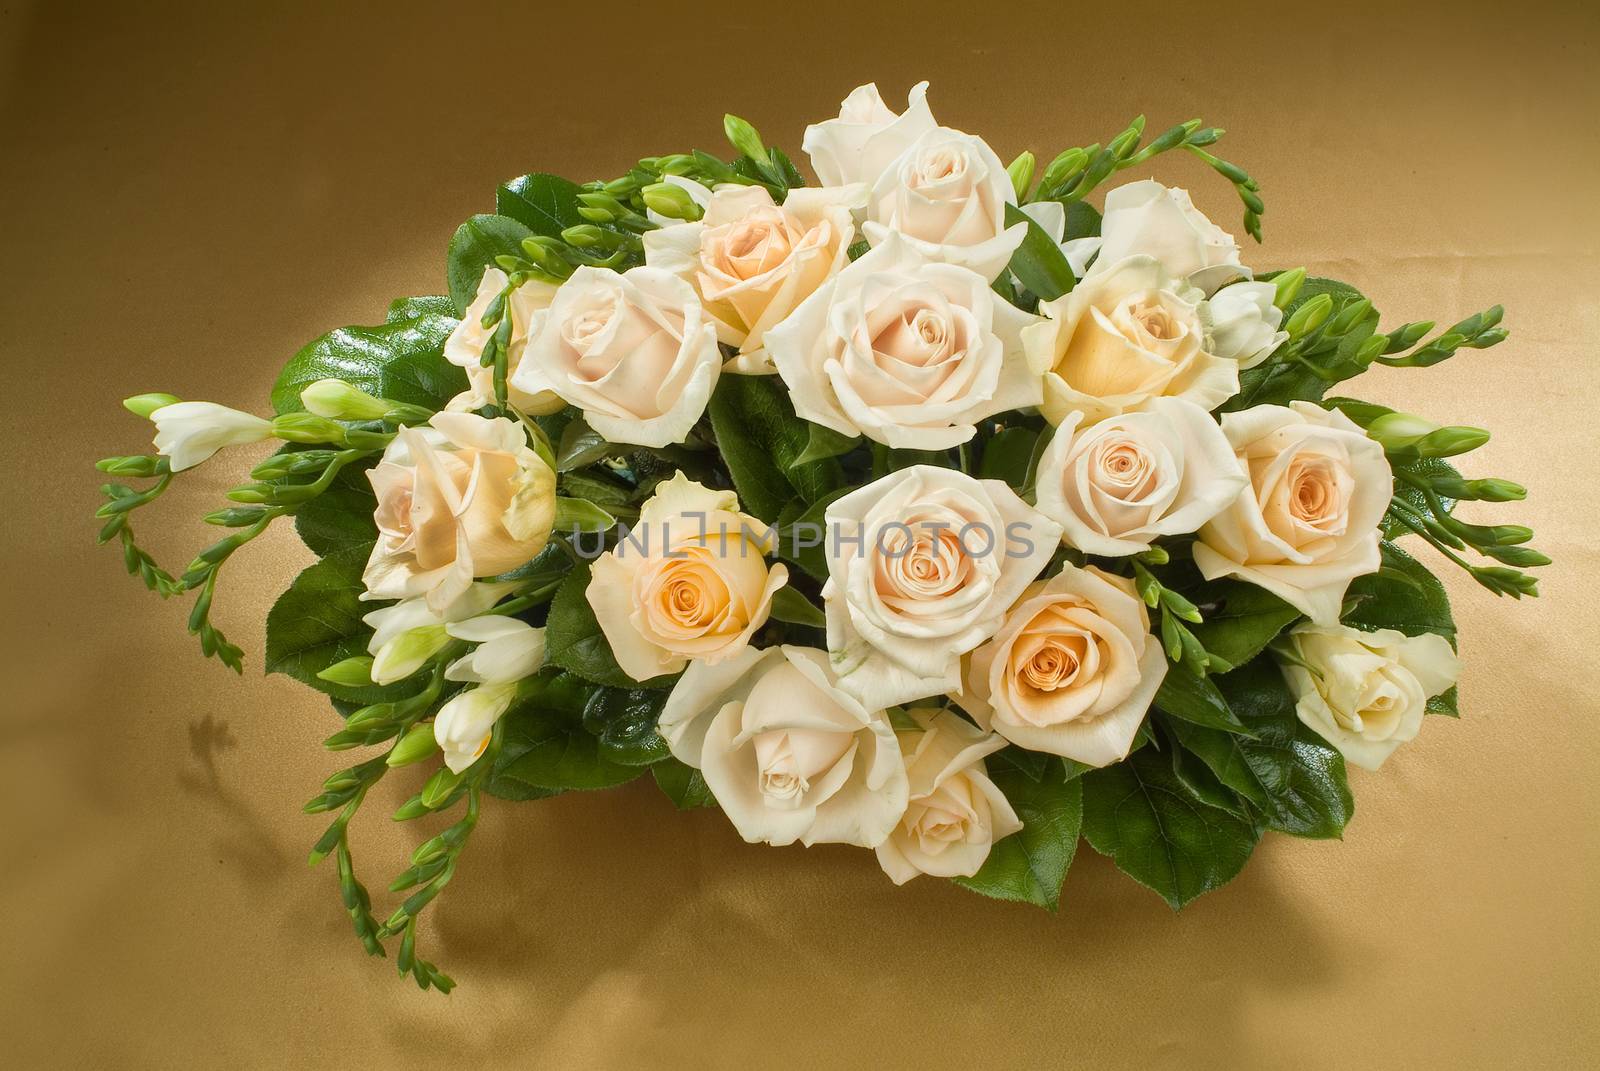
[362,412,555,613]
[658,645,909,848]
[875,708,1022,885]
[957,566,1167,767]
[511,265,720,448]
[644,181,866,373]
[1022,255,1240,425]
[444,266,565,414]
[1194,401,1391,624]
[587,474,788,682]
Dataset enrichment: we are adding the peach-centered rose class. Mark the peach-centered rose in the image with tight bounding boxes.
[362,411,555,613]
[766,232,1041,449]
[1280,622,1460,771]
[644,182,865,373]
[511,265,719,448]
[957,566,1167,767]
[862,127,1027,281]
[587,474,788,681]
[1022,255,1240,425]
[875,707,1021,885]
[1033,397,1247,556]
[444,266,565,414]
[1194,401,1391,624]
[658,645,909,848]
[823,465,1061,712]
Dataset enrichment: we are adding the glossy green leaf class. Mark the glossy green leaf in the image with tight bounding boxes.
[1002,203,1076,301]
[544,559,675,690]
[1153,669,1250,734]
[1190,580,1301,672]
[495,173,585,238]
[1343,542,1456,644]
[653,759,717,809]
[954,761,1082,910]
[385,295,456,324]
[270,314,464,415]
[708,374,844,523]
[978,426,1042,491]
[768,585,827,628]
[446,213,533,315]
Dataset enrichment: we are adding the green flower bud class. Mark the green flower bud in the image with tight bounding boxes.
[386,723,440,767]
[641,181,703,222]
[1283,292,1333,337]
[1006,151,1036,199]
[723,113,770,168]
[1365,412,1439,451]
[300,379,392,421]
[1271,268,1306,310]
[419,766,463,809]
[1039,148,1088,192]
[317,655,376,688]
[123,392,181,419]
[271,412,349,445]
[1415,425,1490,458]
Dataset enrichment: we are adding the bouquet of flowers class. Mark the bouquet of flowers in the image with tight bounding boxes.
[95,82,1545,992]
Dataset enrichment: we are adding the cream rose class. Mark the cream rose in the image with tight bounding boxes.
[823,465,1061,711]
[644,181,866,373]
[1202,280,1287,368]
[1090,179,1245,294]
[587,473,788,682]
[362,412,556,613]
[801,81,936,190]
[765,233,1041,450]
[1023,255,1241,425]
[511,265,720,448]
[444,267,566,414]
[658,645,909,848]
[862,127,1027,281]
[1194,401,1391,625]
[1280,622,1461,771]
[1034,397,1247,556]
[957,566,1166,767]
[875,707,1022,885]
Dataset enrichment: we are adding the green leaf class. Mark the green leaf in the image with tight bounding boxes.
[954,762,1082,910]
[776,486,853,583]
[1343,542,1456,644]
[1062,200,1102,241]
[555,416,615,472]
[1383,456,1461,540]
[1224,277,1380,411]
[495,706,643,792]
[552,496,617,533]
[653,759,717,809]
[293,463,378,557]
[446,214,533,316]
[495,173,585,238]
[791,421,861,468]
[1153,669,1250,734]
[768,585,827,628]
[707,375,844,523]
[270,314,464,415]
[264,545,418,707]
[1002,203,1076,301]
[559,470,634,508]
[1190,580,1301,672]
[544,559,675,689]
[1171,659,1353,839]
[1081,746,1260,909]
[978,426,1042,490]
[386,295,456,323]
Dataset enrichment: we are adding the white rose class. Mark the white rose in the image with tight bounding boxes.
[823,465,1061,711]
[644,181,866,373]
[1194,401,1391,624]
[1089,179,1245,294]
[862,127,1027,281]
[956,566,1167,767]
[766,232,1042,450]
[149,401,273,472]
[1203,281,1287,368]
[512,265,720,448]
[587,473,788,681]
[1034,397,1247,556]
[444,267,565,414]
[1022,255,1240,425]
[362,412,556,613]
[875,707,1022,885]
[658,645,909,848]
[1280,623,1460,770]
[801,81,936,190]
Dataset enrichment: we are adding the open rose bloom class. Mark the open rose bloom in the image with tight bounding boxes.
[100,78,1542,980]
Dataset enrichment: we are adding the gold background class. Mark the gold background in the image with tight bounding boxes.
[2,1,1596,1066]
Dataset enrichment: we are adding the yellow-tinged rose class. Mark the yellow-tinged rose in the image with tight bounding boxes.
[586,473,788,681]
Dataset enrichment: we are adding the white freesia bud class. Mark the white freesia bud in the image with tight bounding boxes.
[1202,281,1288,368]
[802,81,936,190]
[363,582,515,684]
[433,681,518,773]
[299,379,392,421]
[875,708,1021,885]
[445,616,546,685]
[1280,623,1461,770]
[149,401,273,471]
